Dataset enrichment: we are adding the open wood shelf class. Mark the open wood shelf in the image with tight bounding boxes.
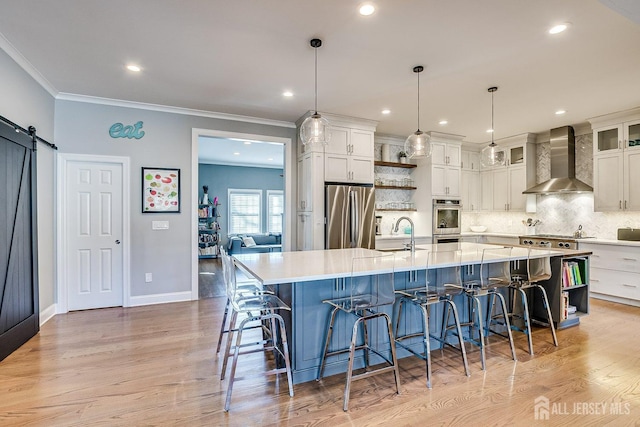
[374,161,417,168]
[375,208,417,212]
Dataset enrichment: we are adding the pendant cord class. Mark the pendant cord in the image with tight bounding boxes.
[314,47,318,114]
[491,89,494,144]
[416,71,420,130]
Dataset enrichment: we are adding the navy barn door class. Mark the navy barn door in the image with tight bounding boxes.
[0,121,39,361]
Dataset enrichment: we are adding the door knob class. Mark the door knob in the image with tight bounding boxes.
[115,240,121,244]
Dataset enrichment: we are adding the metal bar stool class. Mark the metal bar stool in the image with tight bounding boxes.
[220,253,293,412]
[317,254,400,411]
[394,250,470,388]
[216,249,272,354]
[443,247,517,370]
[505,248,558,355]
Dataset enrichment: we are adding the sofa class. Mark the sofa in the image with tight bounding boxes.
[227,233,282,255]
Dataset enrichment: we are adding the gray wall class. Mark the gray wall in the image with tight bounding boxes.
[198,164,284,244]
[0,48,56,316]
[54,100,296,297]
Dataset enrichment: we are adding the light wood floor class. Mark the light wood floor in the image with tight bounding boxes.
[1,297,639,426]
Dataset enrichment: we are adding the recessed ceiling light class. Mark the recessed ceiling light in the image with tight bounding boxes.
[359,3,375,16]
[126,64,141,72]
[555,110,566,115]
[381,109,391,115]
[244,141,252,145]
[233,152,240,155]
[439,120,448,125]
[549,23,569,34]
[283,91,293,97]
[268,158,274,161]
[487,129,494,133]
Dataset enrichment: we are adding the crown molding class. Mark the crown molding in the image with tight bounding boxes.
[0,32,58,97]
[56,93,297,128]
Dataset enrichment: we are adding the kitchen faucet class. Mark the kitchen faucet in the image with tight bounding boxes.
[394,216,415,253]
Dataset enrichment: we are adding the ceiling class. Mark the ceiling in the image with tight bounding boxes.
[1,0,640,145]
[199,136,284,169]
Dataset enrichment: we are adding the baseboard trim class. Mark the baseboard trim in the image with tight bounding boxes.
[590,293,640,308]
[40,304,57,326]
[129,291,194,307]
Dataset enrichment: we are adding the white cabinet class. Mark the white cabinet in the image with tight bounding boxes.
[432,142,461,167]
[580,242,640,306]
[323,125,375,184]
[429,140,461,197]
[461,150,481,171]
[431,163,460,197]
[592,119,640,211]
[297,152,323,212]
[296,213,314,251]
[479,134,536,212]
[461,170,480,211]
[325,153,374,183]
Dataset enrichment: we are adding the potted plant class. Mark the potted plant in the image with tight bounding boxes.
[398,151,408,164]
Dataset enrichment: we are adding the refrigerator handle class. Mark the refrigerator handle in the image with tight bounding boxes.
[350,190,359,247]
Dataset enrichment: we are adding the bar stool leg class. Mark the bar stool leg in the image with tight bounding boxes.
[394,298,405,342]
[444,299,471,377]
[384,312,401,395]
[221,310,239,380]
[224,316,248,412]
[343,318,362,412]
[494,291,517,361]
[419,304,432,389]
[276,314,294,397]
[317,306,340,381]
[517,288,535,355]
[472,295,486,370]
[216,297,231,353]
[535,284,558,347]
[361,312,370,371]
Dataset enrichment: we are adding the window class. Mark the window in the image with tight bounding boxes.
[267,190,284,233]
[228,189,261,235]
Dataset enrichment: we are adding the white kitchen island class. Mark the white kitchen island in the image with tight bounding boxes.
[232,243,570,384]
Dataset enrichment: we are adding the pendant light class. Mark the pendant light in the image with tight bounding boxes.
[404,65,431,158]
[480,86,506,167]
[300,38,331,146]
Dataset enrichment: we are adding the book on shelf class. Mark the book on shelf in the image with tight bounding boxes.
[562,261,583,287]
[562,291,570,321]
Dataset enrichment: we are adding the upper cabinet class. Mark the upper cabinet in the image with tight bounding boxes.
[461,150,481,171]
[324,126,375,183]
[431,141,461,168]
[590,109,640,212]
[478,133,536,212]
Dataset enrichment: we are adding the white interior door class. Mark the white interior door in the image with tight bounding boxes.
[65,160,124,310]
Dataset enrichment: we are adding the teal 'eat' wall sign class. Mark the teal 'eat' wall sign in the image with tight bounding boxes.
[109,121,145,139]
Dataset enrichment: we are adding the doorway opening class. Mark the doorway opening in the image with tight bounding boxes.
[191,129,292,299]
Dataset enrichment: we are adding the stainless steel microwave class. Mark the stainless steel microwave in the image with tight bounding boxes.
[432,199,462,235]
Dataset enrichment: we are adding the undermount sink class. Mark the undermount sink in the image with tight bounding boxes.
[376,247,426,252]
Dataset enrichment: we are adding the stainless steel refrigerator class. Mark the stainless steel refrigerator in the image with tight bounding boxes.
[325,184,376,249]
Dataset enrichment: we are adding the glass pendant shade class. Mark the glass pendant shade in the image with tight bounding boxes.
[300,113,331,146]
[480,141,505,167]
[404,130,432,158]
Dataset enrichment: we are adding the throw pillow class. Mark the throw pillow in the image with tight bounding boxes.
[242,236,257,248]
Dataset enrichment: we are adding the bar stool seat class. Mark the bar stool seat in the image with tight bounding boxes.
[317,254,400,411]
[443,247,517,370]
[505,249,558,355]
[220,251,293,412]
[393,250,470,389]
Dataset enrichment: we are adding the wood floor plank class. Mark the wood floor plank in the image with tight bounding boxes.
[1,298,639,426]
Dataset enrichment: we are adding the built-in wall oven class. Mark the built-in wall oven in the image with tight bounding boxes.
[432,199,462,243]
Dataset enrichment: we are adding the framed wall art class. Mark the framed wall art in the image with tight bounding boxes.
[142,167,180,213]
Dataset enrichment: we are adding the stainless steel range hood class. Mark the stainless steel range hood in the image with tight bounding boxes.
[523,126,593,194]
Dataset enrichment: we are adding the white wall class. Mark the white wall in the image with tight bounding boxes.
[54,99,296,298]
[0,47,56,319]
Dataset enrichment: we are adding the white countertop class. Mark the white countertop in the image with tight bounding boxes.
[232,243,562,285]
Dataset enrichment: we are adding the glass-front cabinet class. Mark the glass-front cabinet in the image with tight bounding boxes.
[594,120,640,153]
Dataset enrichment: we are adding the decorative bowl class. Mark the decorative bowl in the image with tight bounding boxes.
[470,225,487,232]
